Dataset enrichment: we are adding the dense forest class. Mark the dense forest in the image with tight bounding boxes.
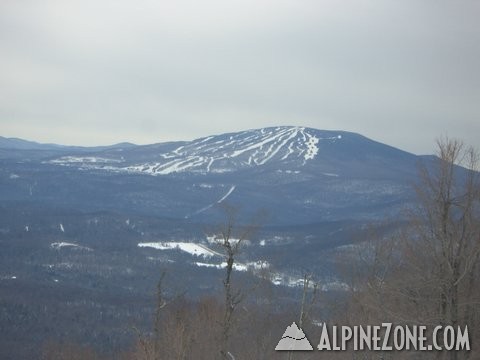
[1,138,479,360]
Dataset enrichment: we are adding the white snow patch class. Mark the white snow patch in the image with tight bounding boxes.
[271,274,313,288]
[59,223,65,232]
[200,136,214,143]
[0,275,17,280]
[195,262,222,269]
[51,242,75,248]
[25,225,29,232]
[149,156,210,175]
[248,260,270,270]
[206,158,215,172]
[50,242,92,251]
[10,174,20,179]
[210,168,231,173]
[195,260,269,272]
[206,236,249,247]
[271,276,283,286]
[304,134,319,160]
[270,273,348,290]
[173,145,184,155]
[232,263,247,271]
[138,242,221,258]
[50,156,122,164]
[321,281,349,291]
[206,235,217,244]
[322,172,339,177]
[281,170,300,174]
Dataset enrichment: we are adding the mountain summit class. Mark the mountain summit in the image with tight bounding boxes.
[48,126,344,174]
[1,126,424,224]
[46,126,416,180]
[123,126,336,174]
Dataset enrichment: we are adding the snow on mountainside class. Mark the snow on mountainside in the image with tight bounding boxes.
[48,127,343,175]
[2,126,423,224]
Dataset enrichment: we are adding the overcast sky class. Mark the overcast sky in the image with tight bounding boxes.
[1,0,479,154]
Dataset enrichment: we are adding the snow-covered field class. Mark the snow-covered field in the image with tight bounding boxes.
[137,242,222,258]
[135,228,349,290]
[137,240,346,289]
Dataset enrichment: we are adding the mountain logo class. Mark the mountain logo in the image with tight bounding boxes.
[275,322,313,351]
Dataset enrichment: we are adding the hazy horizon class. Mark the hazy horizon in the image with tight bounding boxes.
[1,0,479,155]
[0,125,466,156]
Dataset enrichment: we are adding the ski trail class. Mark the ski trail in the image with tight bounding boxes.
[185,185,237,218]
[217,185,236,203]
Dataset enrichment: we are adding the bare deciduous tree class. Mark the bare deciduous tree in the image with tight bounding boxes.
[288,273,318,360]
[413,138,480,359]
[338,137,480,360]
[209,203,264,360]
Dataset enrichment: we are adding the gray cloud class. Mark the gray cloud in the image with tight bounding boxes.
[1,0,479,154]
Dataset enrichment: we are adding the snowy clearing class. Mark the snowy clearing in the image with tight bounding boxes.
[138,242,221,258]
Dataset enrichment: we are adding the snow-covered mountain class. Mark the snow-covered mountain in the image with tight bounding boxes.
[46,127,338,174]
[1,126,425,225]
[44,126,416,179]
[122,126,333,174]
